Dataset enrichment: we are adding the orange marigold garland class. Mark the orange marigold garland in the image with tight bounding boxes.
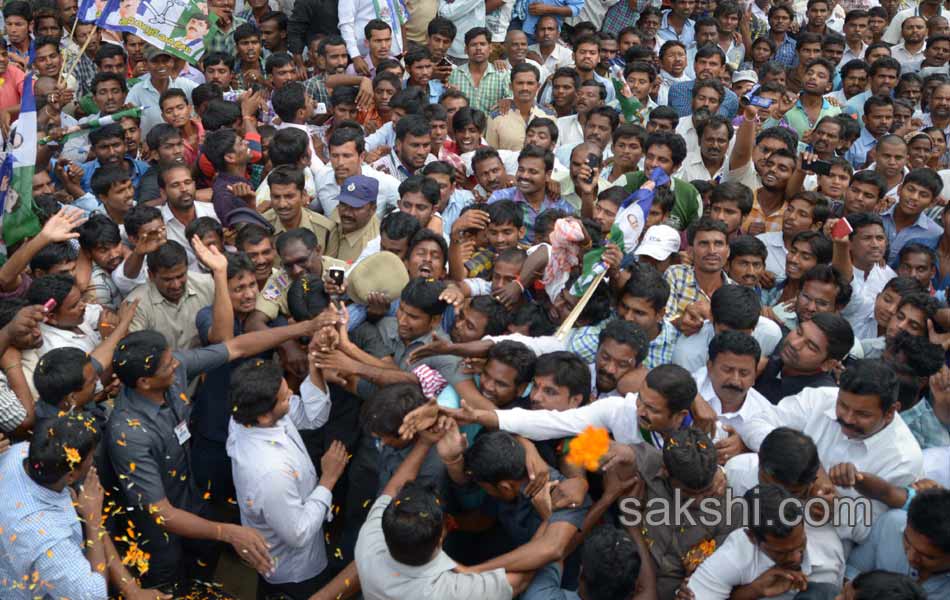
[565,426,610,471]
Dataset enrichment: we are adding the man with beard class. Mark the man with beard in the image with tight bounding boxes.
[619,132,702,231]
[259,11,289,55]
[80,123,151,195]
[486,64,553,152]
[157,163,219,268]
[472,147,515,202]
[555,79,606,150]
[808,117,844,163]
[674,79,727,159]
[591,319,648,399]
[924,82,950,140]
[555,106,618,168]
[668,46,739,118]
[828,60,871,106]
[739,359,923,545]
[372,114,436,182]
[893,16,928,74]
[325,175,380,262]
[528,15,576,75]
[677,115,733,182]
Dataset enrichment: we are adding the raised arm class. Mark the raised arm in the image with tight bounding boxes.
[0,208,85,292]
[192,236,234,344]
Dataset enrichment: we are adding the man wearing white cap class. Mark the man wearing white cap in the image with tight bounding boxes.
[635,224,682,274]
[731,70,758,98]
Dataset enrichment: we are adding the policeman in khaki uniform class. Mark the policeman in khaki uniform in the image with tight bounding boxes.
[254,227,347,321]
[326,175,381,263]
[260,165,336,250]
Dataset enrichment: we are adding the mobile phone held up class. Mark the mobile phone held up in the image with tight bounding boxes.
[802,157,833,176]
[586,154,601,184]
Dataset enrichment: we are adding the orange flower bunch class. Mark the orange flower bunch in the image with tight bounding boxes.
[565,426,610,471]
[63,445,81,470]
[683,539,717,574]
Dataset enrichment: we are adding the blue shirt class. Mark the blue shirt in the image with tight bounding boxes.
[845,89,873,119]
[846,508,950,597]
[772,34,798,68]
[365,121,397,152]
[487,186,576,243]
[668,80,740,119]
[844,127,878,169]
[80,156,151,194]
[441,188,475,234]
[428,79,445,105]
[657,10,695,46]
[0,443,108,600]
[520,0,584,35]
[881,204,944,265]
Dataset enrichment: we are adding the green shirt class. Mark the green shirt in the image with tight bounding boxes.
[621,171,702,231]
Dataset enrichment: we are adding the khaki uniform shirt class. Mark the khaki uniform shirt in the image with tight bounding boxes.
[262,207,335,250]
[255,257,347,320]
[127,271,216,350]
[325,210,380,263]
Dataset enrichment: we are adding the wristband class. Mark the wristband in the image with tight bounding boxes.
[902,486,916,511]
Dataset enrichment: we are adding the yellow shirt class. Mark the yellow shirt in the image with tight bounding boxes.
[485,105,556,152]
[127,271,216,350]
[263,207,335,250]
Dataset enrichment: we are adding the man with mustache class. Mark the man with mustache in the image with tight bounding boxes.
[693,331,775,465]
[677,114,733,182]
[737,358,923,544]
[157,163,220,268]
[326,175,380,262]
[674,79,730,160]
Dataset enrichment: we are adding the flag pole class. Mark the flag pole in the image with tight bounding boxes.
[59,25,98,85]
[555,269,608,341]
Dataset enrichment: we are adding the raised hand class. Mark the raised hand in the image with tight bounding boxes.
[192,235,228,273]
[319,440,350,489]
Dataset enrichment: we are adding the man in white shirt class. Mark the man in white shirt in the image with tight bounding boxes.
[338,0,406,69]
[672,284,783,373]
[688,484,845,599]
[694,331,776,464]
[735,359,924,542]
[227,359,347,597]
[312,127,400,217]
[554,80,606,150]
[674,80,730,159]
[452,363,700,450]
[891,15,928,73]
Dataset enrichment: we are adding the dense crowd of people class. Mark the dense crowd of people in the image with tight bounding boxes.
[0,0,949,598]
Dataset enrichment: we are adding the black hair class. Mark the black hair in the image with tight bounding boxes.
[486,340,536,386]
[146,240,189,273]
[78,213,122,251]
[225,252,256,281]
[756,125,799,153]
[645,364,697,414]
[264,52,295,75]
[270,127,311,166]
[272,82,307,123]
[390,87,427,114]
[464,430,527,484]
[27,414,101,485]
[90,164,132,198]
[710,285,760,331]
[202,99,242,131]
[400,278,448,316]
[156,160,192,190]
[124,204,162,239]
[26,274,77,308]
[407,229,448,264]
[526,117,559,144]
[328,126,366,154]
[622,263,670,311]
[687,216,728,246]
[791,231,833,265]
[511,61,541,82]
[585,105,620,132]
[897,291,940,324]
[230,359,283,426]
[192,82,225,111]
[235,223,274,250]
[486,199,524,228]
[380,210,422,243]
[580,526,642,600]
[907,489,950,553]
[422,103,448,124]
[729,236,768,262]
[851,571,927,600]
[708,330,761,364]
[801,264,852,309]
[203,128,240,171]
[898,242,939,272]
[91,71,127,95]
[398,175,440,206]
[145,123,182,154]
[112,330,170,387]
[287,274,331,322]
[839,359,900,412]
[510,302,556,336]
[382,480,444,566]
[663,428,718,489]
[645,131,687,167]
[810,312,855,362]
[534,351,592,404]
[28,242,78,274]
[845,212,886,239]
[759,427,820,488]
[598,319,649,366]
[518,144,555,172]
[902,167,944,198]
[202,51,234,71]
[467,296,510,336]
[34,347,90,406]
[745,484,803,542]
[89,122,125,147]
[185,217,223,244]
[361,382,427,437]
[850,169,888,200]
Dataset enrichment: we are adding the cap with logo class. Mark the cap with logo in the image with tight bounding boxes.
[338,175,379,208]
[634,224,681,261]
[144,45,173,61]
